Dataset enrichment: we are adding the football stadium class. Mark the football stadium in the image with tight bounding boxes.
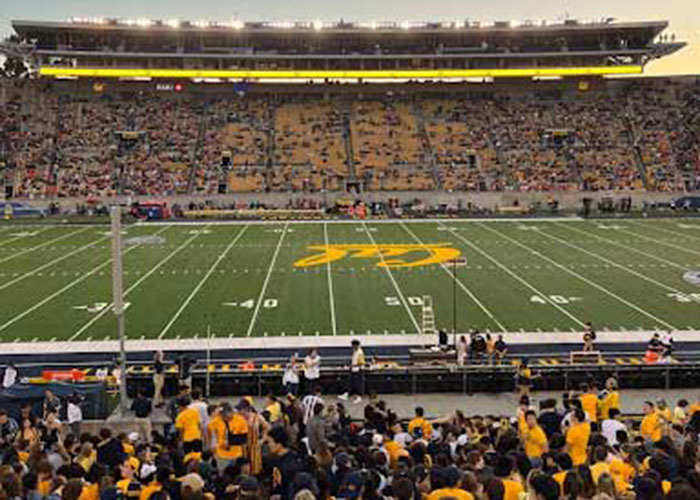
[1,7,700,500]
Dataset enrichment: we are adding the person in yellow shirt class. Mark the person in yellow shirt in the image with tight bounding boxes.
[383,430,406,469]
[426,467,474,500]
[640,401,663,443]
[552,453,573,491]
[116,460,142,498]
[673,399,689,425]
[589,446,611,484]
[494,455,524,500]
[175,397,202,453]
[207,402,249,468]
[518,410,548,464]
[566,409,591,466]
[656,399,673,430]
[579,382,599,423]
[265,395,282,423]
[408,407,433,439]
[599,378,620,420]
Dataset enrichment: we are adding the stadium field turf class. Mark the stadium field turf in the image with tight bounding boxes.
[0,218,699,345]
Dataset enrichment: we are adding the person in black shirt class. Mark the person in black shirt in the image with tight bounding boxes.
[131,389,153,443]
[471,332,486,364]
[96,428,126,469]
[494,335,508,365]
[178,354,192,388]
[538,399,562,439]
[266,426,301,500]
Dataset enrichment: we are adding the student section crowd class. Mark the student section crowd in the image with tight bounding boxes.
[2,360,700,500]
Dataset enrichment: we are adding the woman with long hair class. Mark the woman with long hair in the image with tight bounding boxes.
[14,418,40,449]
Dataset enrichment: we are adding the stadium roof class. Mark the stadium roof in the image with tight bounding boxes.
[12,18,670,35]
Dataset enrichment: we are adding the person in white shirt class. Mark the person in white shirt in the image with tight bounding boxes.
[338,340,365,404]
[600,408,628,446]
[2,364,17,389]
[304,349,321,393]
[282,354,301,395]
[67,392,83,437]
[302,386,324,425]
[188,387,209,445]
[456,336,468,366]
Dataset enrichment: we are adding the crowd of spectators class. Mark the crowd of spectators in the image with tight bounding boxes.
[2,363,700,500]
[1,84,699,197]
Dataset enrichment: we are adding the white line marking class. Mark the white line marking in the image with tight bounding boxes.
[480,223,677,330]
[559,223,689,271]
[136,216,583,227]
[362,222,422,335]
[0,234,109,291]
[629,220,700,242]
[159,225,249,339]
[246,223,289,337]
[323,222,338,336]
[0,226,51,248]
[401,221,506,332]
[68,227,207,341]
[447,222,585,328]
[540,224,698,301]
[618,224,700,258]
[0,227,90,265]
[0,227,170,333]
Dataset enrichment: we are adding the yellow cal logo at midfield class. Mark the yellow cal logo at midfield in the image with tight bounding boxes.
[294,244,462,269]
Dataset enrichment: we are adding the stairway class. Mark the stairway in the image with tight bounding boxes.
[412,100,442,190]
[187,102,209,194]
[341,100,357,184]
[623,100,650,190]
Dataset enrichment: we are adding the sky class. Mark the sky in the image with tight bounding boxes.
[1,0,698,76]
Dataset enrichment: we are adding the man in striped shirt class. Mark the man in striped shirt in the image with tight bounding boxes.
[302,386,324,425]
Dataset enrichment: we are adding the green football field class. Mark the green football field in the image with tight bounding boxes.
[0,218,699,346]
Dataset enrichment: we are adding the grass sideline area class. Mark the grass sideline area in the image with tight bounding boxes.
[0,217,699,348]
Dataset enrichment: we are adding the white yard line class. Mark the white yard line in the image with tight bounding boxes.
[0,235,110,291]
[618,224,700,258]
[68,227,206,342]
[323,222,338,336]
[159,225,250,339]
[362,222,422,335]
[557,223,689,271]
[0,227,170,333]
[0,226,51,248]
[246,223,289,337]
[539,226,699,302]
[446,222,586,328]
[137,217,583,227]
[629,220,700,242]
[0,227,91,265]
[400,221,507,332]
[480,223,677,330]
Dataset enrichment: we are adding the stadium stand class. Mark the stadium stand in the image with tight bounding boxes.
[2,81,699,198]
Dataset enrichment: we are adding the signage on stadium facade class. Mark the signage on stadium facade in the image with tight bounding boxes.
[155,83,184,92]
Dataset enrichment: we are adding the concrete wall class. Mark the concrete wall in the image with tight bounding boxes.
[10,190,686,212]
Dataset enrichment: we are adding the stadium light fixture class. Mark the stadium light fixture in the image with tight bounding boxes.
[193,19,209,29]
[228,19,245,30]
[400,21,411,30]
[313,19,323,31]
[136,18,153,28]
[39,65,645,80]
[165,19,180,29]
